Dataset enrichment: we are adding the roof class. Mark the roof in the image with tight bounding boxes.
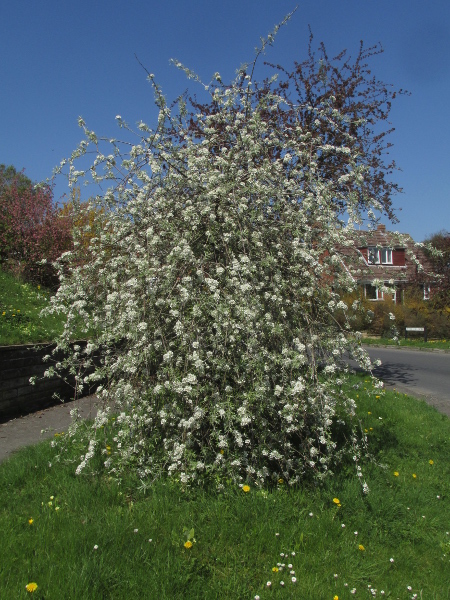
[338,224,431,285]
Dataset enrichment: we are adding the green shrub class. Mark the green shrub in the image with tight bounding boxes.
[339,289,450,340]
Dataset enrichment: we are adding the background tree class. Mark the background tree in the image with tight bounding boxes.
[0,165,33,260]
[422,230,450,309]
[0,164,72,287]
[0,164,33,192]
[183,28,408,223]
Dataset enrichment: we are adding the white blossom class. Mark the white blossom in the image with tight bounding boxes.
[45,19,388,491]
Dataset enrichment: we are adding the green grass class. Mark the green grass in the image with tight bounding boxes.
[363,336,450,350]
[0,267,67,345]
[0,375,449,599]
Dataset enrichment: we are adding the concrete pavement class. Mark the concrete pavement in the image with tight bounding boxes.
[0,394,101,463]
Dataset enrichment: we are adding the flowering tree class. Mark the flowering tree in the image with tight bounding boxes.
[0,165,72,286]
[47,15,398,489]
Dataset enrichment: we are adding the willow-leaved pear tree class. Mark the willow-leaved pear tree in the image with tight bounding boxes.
[45,14,402,490]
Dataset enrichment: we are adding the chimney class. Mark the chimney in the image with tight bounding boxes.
[377,224,386,232]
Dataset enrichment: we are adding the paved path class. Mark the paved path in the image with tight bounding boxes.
[0,395,101,463]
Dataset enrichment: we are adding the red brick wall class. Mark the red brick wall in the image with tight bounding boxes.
[360,248,367,262]
[392,249,405,266]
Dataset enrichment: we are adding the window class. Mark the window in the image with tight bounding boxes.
[367,247,380,264]
[381,248,393,264]
[365,284,381,300]
[423,285,430,300]
[367,247,393,265]
[364,284,396,302]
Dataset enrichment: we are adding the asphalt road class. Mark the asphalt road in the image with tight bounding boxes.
[361,346,450,417]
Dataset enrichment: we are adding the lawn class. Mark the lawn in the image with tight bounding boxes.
[0,268,66,345]
[0,268,90,346]
[0,374,448,599]
[362,337,450,351]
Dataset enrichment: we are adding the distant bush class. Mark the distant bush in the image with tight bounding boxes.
[338,289,450,339]
[400,293,450,339]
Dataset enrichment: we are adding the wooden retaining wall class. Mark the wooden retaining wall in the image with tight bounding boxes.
[0,341,95,422]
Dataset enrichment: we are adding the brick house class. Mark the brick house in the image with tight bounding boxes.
[341,224,431,303]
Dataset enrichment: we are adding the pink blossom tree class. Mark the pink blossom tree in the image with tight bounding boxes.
[0,164,73,287]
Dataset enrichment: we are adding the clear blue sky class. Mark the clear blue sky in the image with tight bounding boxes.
[1,0,449,242]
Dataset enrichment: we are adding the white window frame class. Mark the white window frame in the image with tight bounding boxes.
[365,284,381,300]
[367,246,393,265]
[364,284,396,302]
[381,248,393,264]
[367,247,380,264]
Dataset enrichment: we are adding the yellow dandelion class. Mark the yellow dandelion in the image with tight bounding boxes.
[334,596,339,600]
[278,478,284,484]
[394,471,399,477]
[242,485,250,493]
[429,460,434,465]
[368,411,372,415]
[333,497,340,505]
[28,518,34,525]
[375,395,380,399]
[184,540,193,549]
[272,566,279,572]
[358,544,365,551]
[412,473,417,478]
[25,582,38,593]
[364,428,368,433]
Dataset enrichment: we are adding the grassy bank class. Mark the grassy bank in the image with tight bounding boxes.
[0,375,448,599]
[0,268,90,345]
[362,337,450,350]
[0,268,66,345]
